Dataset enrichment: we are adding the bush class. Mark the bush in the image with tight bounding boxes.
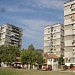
[70,64,74,69]
[63,65,68,70]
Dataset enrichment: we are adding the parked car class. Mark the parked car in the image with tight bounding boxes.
[42,64,52,71]
[42,66,49,71]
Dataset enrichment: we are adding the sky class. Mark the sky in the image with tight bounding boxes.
[0,0,68,49]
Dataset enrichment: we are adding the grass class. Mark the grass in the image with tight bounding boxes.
[0,68,75,75]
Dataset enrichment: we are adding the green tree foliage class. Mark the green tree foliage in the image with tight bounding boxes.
[28,44,35,51]
[20,49,29,65]
[35,52,43,65]
[0,45,20,65]
[70,64,74,69]
[63,65,68,70]
[20,44,43,69]
[58,55,64,69]
[58,55,64,65]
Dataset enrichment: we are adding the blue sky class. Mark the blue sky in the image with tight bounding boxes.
[0,0,68,49]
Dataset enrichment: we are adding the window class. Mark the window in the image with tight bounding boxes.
[73,49,75,51]
[73,57,75,62]
[70,14,75,21]
[68,59,70,62]
[51,27,53,32]
[8,26,10,29]
[64,5,70,10]
[51,39,52,41]
[64,15,70,20]
[54,35,56,37]
[71,3,75,8]
[73,53,75,56]
[54,49,56,51]
[54,29,56,31]
[71,3,75,11]
[51,29,53,32]
[7,32,10,34]
[54,46,55,48]
[73,24,75,26]
[51,42,53,44]
[54,59,57,62]
[48,37,50,39]
[48,59,51,61]
[48,31,50,33]
[54,41,56,44]
[71,8,75,11]
[73,53,75,62]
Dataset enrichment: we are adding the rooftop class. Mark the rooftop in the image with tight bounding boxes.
[64,0,75,4]
[44,53,58,59]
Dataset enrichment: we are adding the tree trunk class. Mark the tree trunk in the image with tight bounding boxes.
[30,64,31,70]
[22,64,24,69]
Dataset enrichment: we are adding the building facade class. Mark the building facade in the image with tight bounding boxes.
[0,23,22,49]
[64,0,75,64]
[43,53,58,71]
[44,23,64,57]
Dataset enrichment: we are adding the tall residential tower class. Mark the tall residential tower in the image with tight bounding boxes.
[64,0,75,64]
[44,23,64,57]
[0,23,22,49]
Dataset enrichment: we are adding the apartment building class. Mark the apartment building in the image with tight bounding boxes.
[0,23,22,49]
[64,0,75,64]
[44,23,64,57]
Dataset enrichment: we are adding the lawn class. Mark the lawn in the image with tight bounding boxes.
[0,68,75,75]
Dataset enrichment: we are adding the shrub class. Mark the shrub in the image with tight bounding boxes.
[63,65,68,70]
[70,64,74,69]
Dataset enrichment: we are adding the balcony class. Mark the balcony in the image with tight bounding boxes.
[64,30,73,36]
[65,40,73,46]
[70,4,75,11]
[10,38,19,42]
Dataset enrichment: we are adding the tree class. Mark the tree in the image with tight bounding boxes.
[28,44,35,51]
[35,52,43,65]
[20,44,43,69]
[0,45,8,62]
[58,55,64,68]
[20,49,29,68]
[58,55,64,65]
[0,45,20,67]
[63,65,68,70]
[70,64,74,69]
[27,44,35,69]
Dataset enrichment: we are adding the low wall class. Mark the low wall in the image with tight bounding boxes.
[68,66,75,70]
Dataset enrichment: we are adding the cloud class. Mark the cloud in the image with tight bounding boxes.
[6,15,56,40]
[7,6,36,13]
[0,0,66,48]
[37,0,65,10]
[0,0,67,17]
[0,4,36,13]
[19,18,53,27]
[23,30,43,40]
[16,18,54,39]
[0,0,66,13]
[25,0,66,10]
[17,0,66,10]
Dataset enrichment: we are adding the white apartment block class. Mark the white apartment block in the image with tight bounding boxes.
[44,23,64,57]
[0,23,22,49]
[64,0,75,64]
